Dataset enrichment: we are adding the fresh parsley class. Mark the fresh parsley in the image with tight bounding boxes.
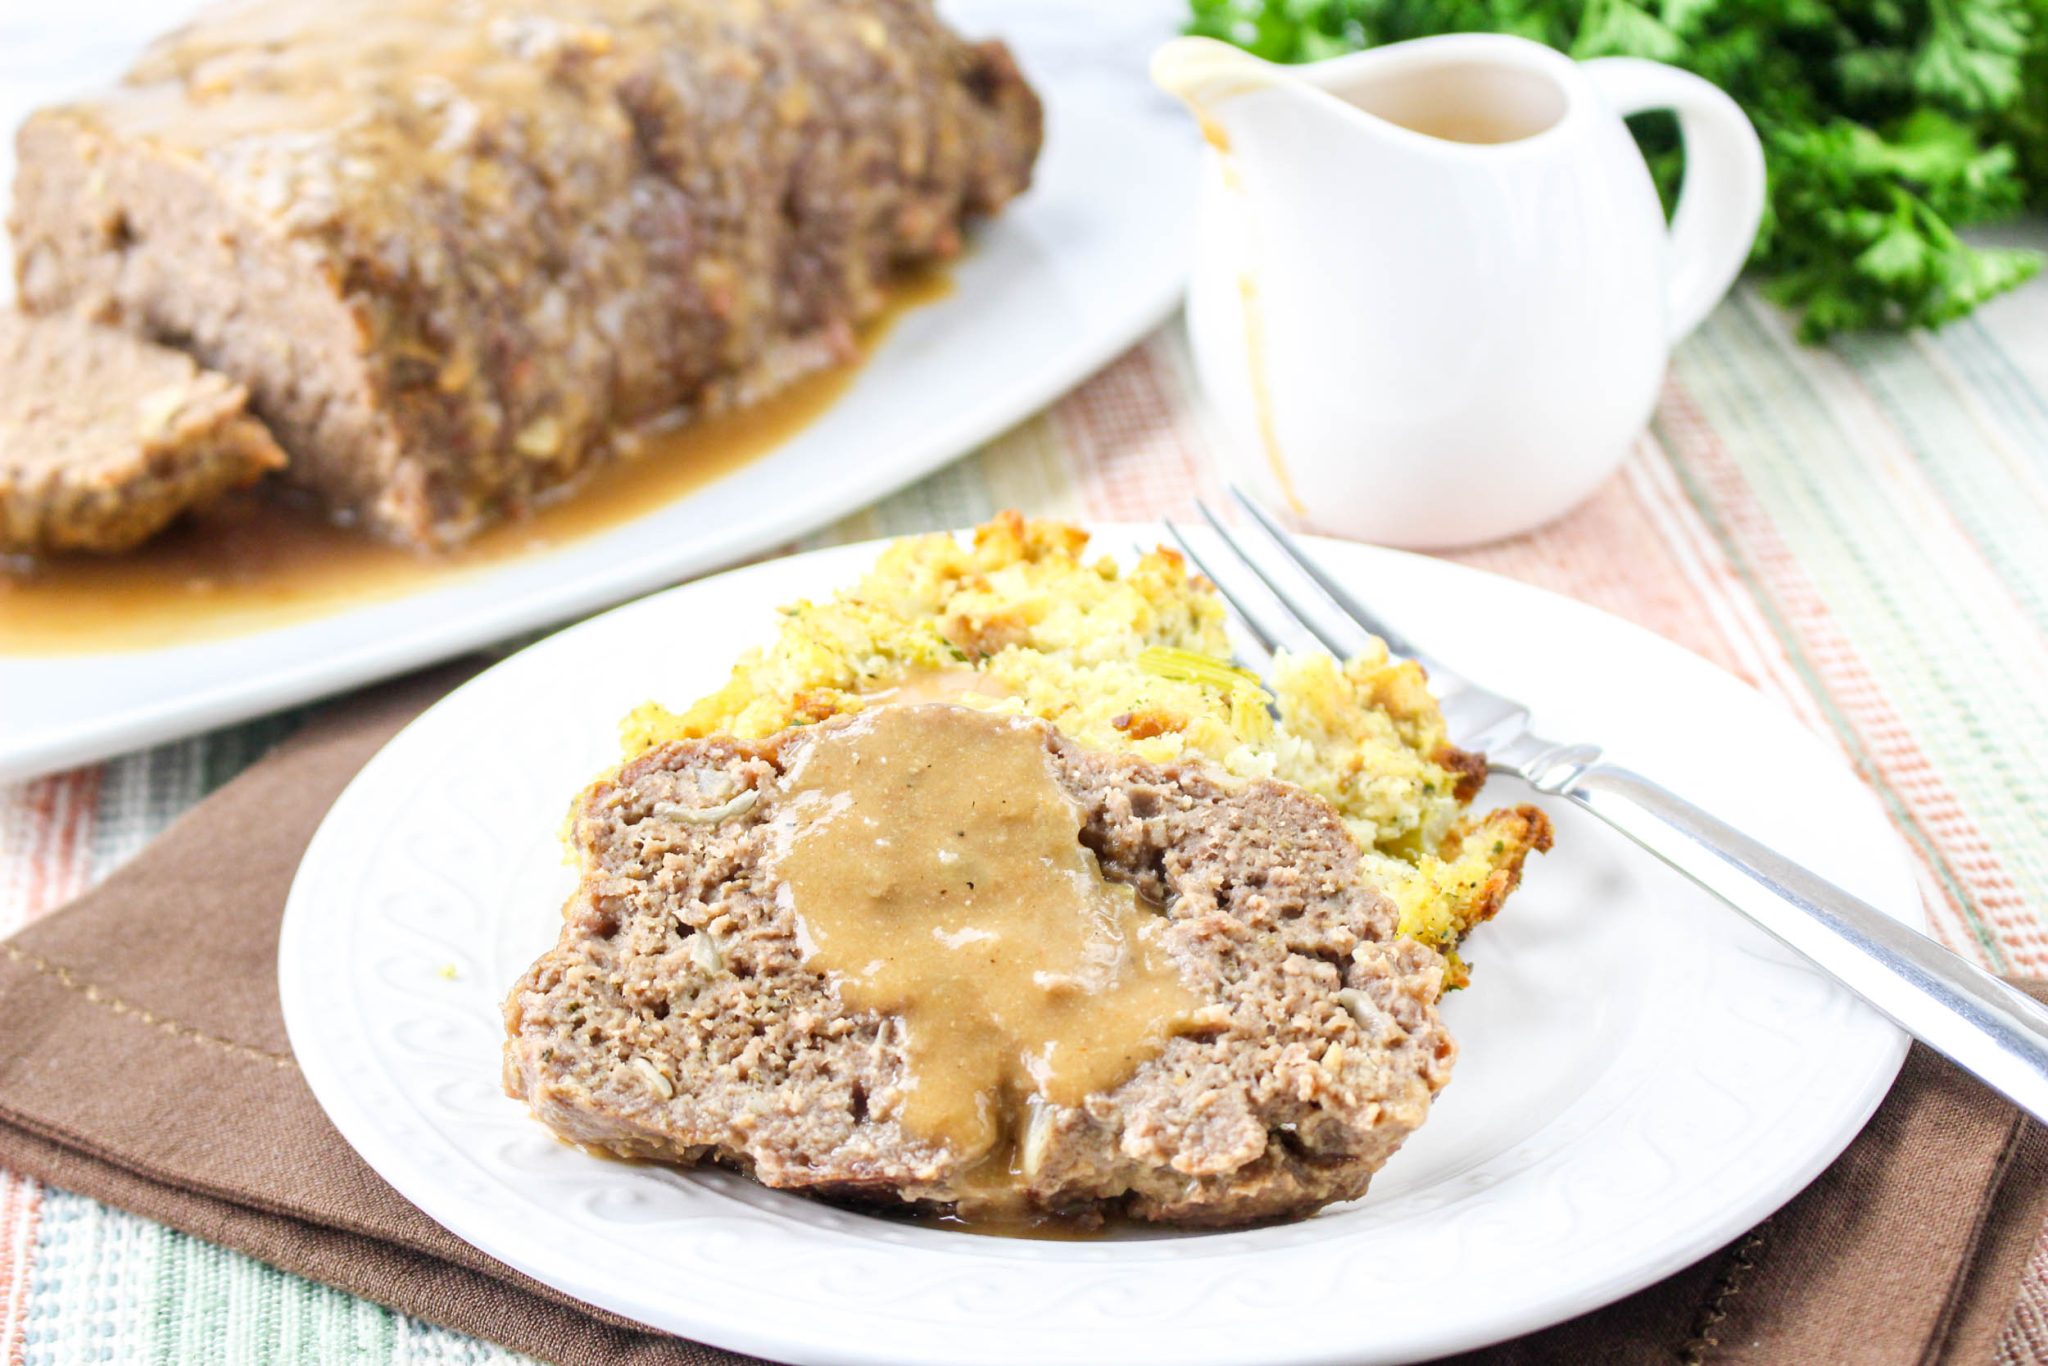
[1186,0,2047,338]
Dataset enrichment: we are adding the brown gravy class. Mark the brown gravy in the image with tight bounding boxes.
[0,270,952,656]
[1333,62,1566,146]
[773,705,1199,1212]
[1195,113,1305,515]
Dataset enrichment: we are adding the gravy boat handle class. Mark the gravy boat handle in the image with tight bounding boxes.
[1583,58,1765,341]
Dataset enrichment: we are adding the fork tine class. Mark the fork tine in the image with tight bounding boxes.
[1224,485,1445,676]
[1162,519,1319,664]
[1194,499,1369,662]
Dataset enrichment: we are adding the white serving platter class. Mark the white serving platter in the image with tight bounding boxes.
[0,0,1197,780]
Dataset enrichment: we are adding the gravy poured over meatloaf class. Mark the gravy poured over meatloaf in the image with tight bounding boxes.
[504,705,1455,1228]
[11,0,1041,548]
[775,706,1203,1204]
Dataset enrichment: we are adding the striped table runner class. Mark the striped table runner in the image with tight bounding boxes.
[3,269,2046,1362]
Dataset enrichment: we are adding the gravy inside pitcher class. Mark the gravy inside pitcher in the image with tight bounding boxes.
[1331,60,1567,145]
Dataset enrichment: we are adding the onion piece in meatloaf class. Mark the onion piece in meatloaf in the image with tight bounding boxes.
[0,311,284,555]
[504,709,1456,1229]
[11,0,1043,549]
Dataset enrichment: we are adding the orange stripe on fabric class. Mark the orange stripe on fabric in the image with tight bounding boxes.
[1051,341,1216,522]
[1,784,56,938]
[1626,437,1820,715]
[50,767,99,916]
[1659,379,2048,970]
[0,763,101,1361]
[0,1172,41,1366]
[1446,447,1745,680]
[15,767,102,925]
[1625,424,1977,955]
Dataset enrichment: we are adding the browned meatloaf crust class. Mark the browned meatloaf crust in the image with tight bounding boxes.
[10,0,1041,549]
[0,311,284,554]
[504,714,1456,1228]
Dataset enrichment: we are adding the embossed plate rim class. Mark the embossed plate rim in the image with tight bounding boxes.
[280,528,1919,1365]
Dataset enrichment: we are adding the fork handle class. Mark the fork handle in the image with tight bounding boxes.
[1518,747,2048,1122]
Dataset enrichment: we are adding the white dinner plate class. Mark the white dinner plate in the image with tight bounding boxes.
[0,0,1195,780]
[279,527,1919,1366]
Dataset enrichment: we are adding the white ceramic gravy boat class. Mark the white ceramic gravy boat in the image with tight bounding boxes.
[1153,35,1764,547]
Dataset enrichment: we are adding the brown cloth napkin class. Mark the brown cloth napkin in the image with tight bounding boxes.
[0,670,2042,1366]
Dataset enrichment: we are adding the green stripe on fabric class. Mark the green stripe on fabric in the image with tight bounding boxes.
[802,445,1000,552]
[1703,303,2047,859]
[22,1190,537,1365]
[151,1232,398,1366]
[24,1190,165,1363]
[1708,298,2048,914]
[1951,303,2048,485]
[150,1227,542,1365]
[158,1220,227,1365]
[1949,317,2048,480]
[1834,328,2048,639]
[977,413,1094,523]
[1661,310,2013,968]
[875,450,1004,534]
[200,714,304,793]
[1650,423,2006,967]
[89,711,308,881]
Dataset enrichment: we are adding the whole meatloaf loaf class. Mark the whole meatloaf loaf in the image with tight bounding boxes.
[504,710,1456,1228]
[10,0,1041,549]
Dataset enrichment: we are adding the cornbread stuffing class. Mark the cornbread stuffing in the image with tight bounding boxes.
[622,513,1549,981]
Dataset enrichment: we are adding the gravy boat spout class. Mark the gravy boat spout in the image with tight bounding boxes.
[1151,34,1452,157]
[1149,35,1294,119]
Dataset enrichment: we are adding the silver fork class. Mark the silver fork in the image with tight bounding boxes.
[1166,487,2048,1124]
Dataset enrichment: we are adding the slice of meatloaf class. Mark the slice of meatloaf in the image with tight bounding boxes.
[0,311,284,554]
[504,710,1456,1228]
[10,0,1042,550]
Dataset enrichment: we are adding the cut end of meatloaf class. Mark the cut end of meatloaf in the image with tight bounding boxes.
[10,106,397,540]
[0,311,285,555]
[504,709,1456,1229]
[9,0,1045,550]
